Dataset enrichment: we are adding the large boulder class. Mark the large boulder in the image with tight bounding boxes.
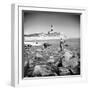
[62,56,80,75]
[62,57,79,68]
[62,49,79,68]
[63,49,73,61]
[32,65,57,76]
[69,58,79,68]
[32,65,42,76]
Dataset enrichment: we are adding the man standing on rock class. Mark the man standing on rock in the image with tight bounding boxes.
[60,38,65,51]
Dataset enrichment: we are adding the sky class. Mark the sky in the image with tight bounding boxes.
[23,11,80,38]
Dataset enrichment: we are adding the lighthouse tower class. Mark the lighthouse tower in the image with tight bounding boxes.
[48,24,54,34]
[51,24,53,32]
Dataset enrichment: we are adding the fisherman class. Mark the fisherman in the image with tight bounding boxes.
[60,38,65,51]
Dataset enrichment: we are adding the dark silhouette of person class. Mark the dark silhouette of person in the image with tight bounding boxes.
[60,38,65,51]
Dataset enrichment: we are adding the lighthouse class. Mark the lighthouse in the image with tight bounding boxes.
[51,24,53,32]
[48,24,54,34]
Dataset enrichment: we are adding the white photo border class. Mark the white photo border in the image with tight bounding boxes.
[11,4,87,87]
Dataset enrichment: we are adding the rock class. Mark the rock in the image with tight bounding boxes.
[36,48,42,52]
[70,66,80,75]
[47,56,55,63]
[24,60,28,67]
[35,52,43,58]
[62,59,70,67]
[29,59,34,67]
[69,58,79,68]
[59,67,70,75]
[33,65,42,76]
[62,49,79,68]
[63,49,73,61]
[32,65,56,76]
[62,57,79,68]
[62,56,80,75]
